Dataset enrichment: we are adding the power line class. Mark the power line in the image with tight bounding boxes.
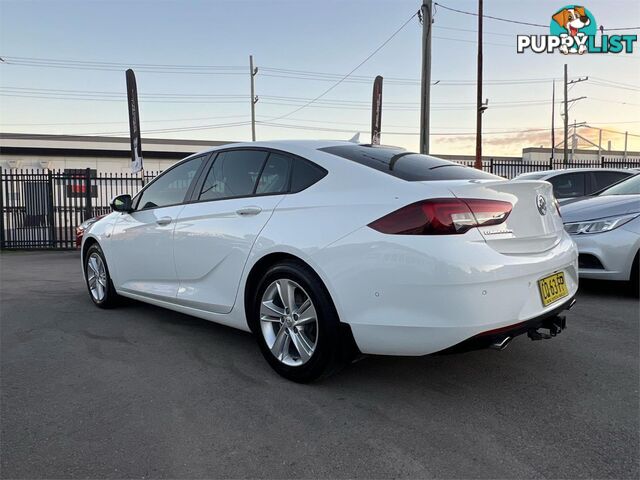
[434,2,547,28]
[434,2,640,31]
[262,9,420,122]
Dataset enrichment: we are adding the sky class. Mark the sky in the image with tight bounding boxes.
[0,0,638,156]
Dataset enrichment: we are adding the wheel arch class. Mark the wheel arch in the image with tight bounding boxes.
[81,236,99,262]
[242,251,357,352]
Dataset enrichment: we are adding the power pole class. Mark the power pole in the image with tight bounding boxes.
[563,64,568,165]
[249,55,258,141]
[551,80,555,160]
[474,0,484,170]
[624,131,628,160]
[419,0,432,154]
[563,64,588,164]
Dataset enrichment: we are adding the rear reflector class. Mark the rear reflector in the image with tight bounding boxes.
[368,198,512,235]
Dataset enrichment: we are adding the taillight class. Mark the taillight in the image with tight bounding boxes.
[368,198,512,235]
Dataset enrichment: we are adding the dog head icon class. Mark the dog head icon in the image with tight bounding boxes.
[552,6,590,36]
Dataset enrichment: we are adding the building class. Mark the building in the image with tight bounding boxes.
[0,133,230,173]
[1,132,522,173]
[523,147,640,162]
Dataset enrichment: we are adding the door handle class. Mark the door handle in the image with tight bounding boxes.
[236,206,262,216]
[156,216,172,226]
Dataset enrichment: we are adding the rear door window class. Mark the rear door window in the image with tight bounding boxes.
[548,173,586,198]
[199,150,268,201]
[319,145,498,181]
[255,153,291,195]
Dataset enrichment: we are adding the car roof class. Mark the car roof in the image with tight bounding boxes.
[195,139,367,156]
[518,167,633,178]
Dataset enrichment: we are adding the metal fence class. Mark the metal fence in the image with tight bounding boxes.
[455,156,640,179]
[0,168,159,249]
[1,156,639,250]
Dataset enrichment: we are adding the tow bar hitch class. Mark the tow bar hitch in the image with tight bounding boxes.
[527,314,567,341]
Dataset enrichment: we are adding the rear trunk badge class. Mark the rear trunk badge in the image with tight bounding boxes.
[536,195,547,215]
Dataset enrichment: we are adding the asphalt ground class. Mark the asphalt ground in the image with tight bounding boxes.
[1,251,638,479]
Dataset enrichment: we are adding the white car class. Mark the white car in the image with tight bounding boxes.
[562,174,639,285]
[516,168,634,204]
[82,141,578,382]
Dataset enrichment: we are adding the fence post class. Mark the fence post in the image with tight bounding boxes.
[84,167,92,221]
[0,166,4,249]
[549,157,553,170]
[601,155,605,168]
[489,158,494,174]
[47,170,56,247]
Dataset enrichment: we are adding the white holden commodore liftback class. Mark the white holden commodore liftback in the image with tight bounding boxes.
[82,140,578,382]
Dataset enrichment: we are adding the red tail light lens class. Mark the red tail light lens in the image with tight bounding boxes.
[368,198,512,235]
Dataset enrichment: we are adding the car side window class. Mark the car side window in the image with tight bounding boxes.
[290,158,327,192]
[199,150,268,201]
[549,173,586,198]
[137,156,205,210]
[255,153,291,194]
[590,172,629,193]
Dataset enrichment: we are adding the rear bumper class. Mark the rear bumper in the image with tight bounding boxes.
[439,295,576,354]
[314,227,579,356]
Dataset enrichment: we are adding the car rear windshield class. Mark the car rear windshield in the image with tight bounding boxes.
[319,145,499,181]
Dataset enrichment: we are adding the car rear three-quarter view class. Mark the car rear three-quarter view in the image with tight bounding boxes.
[81,140,579,382]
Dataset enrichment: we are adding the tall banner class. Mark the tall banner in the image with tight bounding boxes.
[371,75,383,145]
[126,69,143,173]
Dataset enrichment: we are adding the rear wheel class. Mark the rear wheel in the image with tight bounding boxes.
[84,244,118,308]
[251,260,352,382]
[630,251,639,297]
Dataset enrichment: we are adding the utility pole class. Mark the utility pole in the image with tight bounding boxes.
[563,64,588,164]
[419,0,432,154]
[598,128,602,161]
[474,0,484,170]
[249,55,258,141]
[563,64,568,165]
[624,131,628,160]
[551,80,555,160]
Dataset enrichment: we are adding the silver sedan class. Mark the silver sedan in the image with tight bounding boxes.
[561,174,640,284]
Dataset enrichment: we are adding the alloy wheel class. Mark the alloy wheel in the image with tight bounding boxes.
[259,279,319,366]
[86,252,108,302]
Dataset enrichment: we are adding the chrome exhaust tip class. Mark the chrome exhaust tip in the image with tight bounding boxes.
[489,336,513,351]
[567,298,577,310]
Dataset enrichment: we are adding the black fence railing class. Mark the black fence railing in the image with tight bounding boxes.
[0,168,159,249]
[1,156,639,249]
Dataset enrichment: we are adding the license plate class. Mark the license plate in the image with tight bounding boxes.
[538,271,569,307]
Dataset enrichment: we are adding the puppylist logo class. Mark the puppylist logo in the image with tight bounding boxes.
[517,5,637,55]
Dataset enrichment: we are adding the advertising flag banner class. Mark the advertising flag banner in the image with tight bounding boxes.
[126,69,143,173]
[371,75,383,145]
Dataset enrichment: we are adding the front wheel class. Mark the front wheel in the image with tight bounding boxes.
[251,260,353,382]
[84,244,119,308]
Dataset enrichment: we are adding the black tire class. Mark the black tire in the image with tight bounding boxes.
[250,260,354,383]
[84,243,119,308]
[630,251,639,297]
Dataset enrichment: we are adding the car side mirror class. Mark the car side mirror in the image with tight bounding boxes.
[110,194,133,213]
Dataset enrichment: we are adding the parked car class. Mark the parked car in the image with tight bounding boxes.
[76,214,107,248]
[561,173,639,287]
[81,141,578,382]
[516,168,634,204]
